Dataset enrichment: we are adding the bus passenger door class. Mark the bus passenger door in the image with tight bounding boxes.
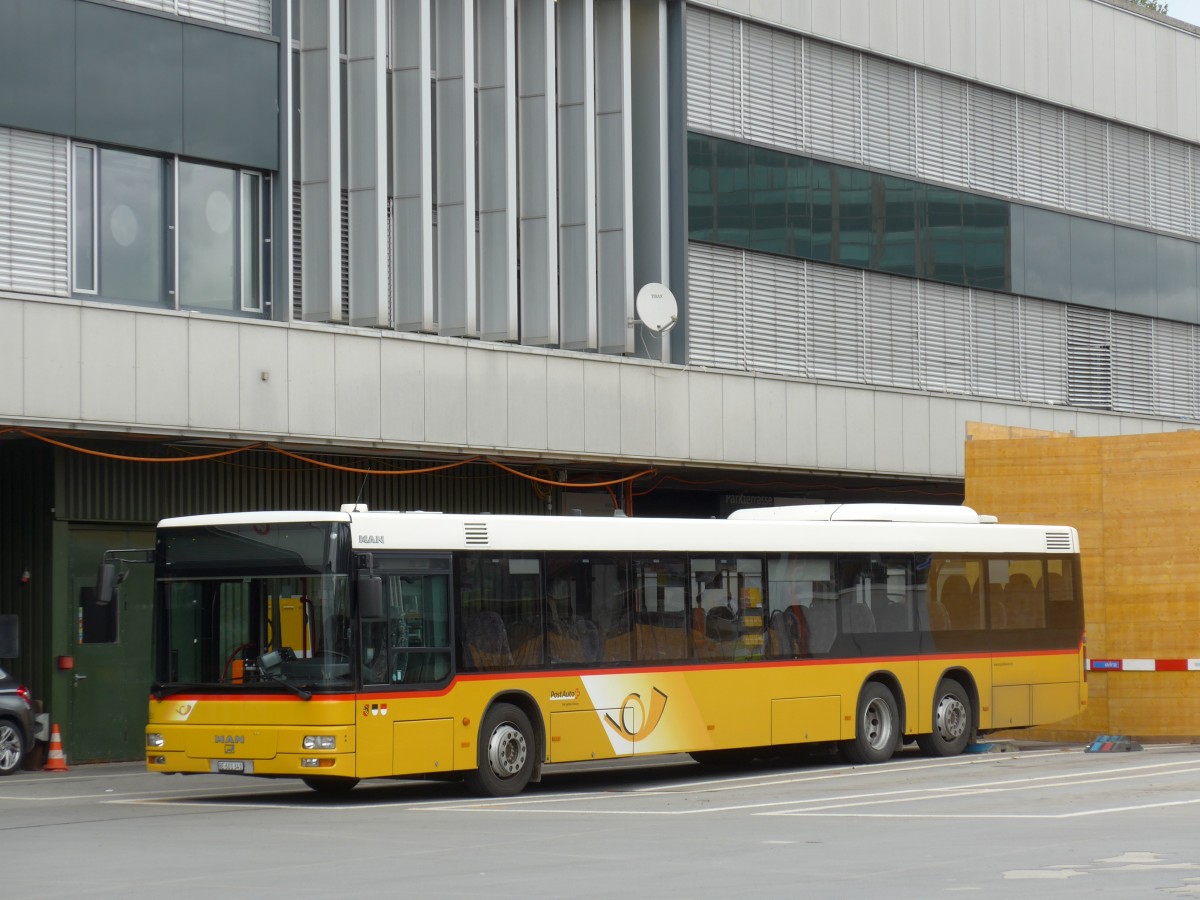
[357,556,454,779]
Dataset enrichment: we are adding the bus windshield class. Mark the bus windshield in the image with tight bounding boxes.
[154,522,353,696]
[156,574,352,696]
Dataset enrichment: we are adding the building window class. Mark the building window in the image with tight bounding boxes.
[98,148,169,307]
[179,161,237,310]
[71,143,269,315]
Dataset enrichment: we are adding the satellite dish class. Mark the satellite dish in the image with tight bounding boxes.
[635,283,678,333]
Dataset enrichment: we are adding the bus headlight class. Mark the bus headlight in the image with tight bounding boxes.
[147,733,165,748]
[303,735,336,750]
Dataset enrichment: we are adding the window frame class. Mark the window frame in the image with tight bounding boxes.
[71,143,99,296]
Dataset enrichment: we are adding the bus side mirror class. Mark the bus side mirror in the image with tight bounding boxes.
[358,576,383,620]
[95,564,117,606]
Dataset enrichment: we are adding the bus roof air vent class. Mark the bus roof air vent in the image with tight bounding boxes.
[465,522,489,546]
[1046,531,1074,551]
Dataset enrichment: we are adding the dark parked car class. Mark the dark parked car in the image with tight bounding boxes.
[0,666,35,775]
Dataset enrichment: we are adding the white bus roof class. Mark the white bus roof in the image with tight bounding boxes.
[158,504,1078,555]
[727,503,997,524]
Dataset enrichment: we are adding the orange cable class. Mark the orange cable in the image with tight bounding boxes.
[270,445,482,475]
[18,429,262,463]
[487,458,656,488]
[12,426,658,490]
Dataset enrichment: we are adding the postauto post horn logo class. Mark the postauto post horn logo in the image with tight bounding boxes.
[603,688,668,742]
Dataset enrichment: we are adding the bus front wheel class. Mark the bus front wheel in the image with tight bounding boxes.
[917,680,974,757]
[466,703,535,797]
[841,682,899,765]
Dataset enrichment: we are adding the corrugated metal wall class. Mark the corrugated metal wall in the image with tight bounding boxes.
[53,441,554,523]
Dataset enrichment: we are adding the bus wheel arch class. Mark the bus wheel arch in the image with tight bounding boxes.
[465,693,544,797]
[917,670,977,757]
[841,677,902,765]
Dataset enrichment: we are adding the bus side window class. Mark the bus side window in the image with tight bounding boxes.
[931,558,984,629]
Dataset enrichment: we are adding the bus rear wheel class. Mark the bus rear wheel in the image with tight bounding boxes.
[917,680,974,757]
[466,703,535,797]
[841,682,899,765]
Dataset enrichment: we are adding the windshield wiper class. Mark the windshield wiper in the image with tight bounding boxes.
[262,672,313,701]
[151,682,197,700]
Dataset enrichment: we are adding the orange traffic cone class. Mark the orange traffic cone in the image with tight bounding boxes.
[43,724,69,772]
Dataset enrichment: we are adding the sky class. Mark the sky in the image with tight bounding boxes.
[1164,0,1200,26]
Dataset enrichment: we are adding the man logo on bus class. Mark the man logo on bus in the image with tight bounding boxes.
[604,687,668,742]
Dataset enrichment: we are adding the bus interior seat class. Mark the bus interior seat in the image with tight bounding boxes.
[767,604,809,656]
[940,575,978,629]
[989,591,1008,628]
[1004,573,1044,627]
[705,605,738,642]
[805,600,836,653]
[926,600,951,630]
[463,611,514,669]
[506,616,544,666]
[843,602,876,634]
[875,597,911,632]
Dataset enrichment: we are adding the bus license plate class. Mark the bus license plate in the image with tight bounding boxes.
[212,760,252,774]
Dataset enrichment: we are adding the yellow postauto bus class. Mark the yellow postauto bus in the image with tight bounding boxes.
[143,503,1086,795]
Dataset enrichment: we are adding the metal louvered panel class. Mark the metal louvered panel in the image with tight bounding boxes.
[1109,125,1151,227]
[1045,532,1073,552]
[685,8,742,137]
[918,281,972,394]
[969,87,1017,197]
[972,289,1022,400]
[1066,305,1112,409]
[1063,112,1108,218]
[1150,136,1192,236]
[686,243,745,370]
[292,180,302,320]
[0,129,69,296]
[807,262,864,382]
[917,72,967,185]
[863,272,918,389]
[1017,100,1064,207]
[744,23,803,154]
[1020,297,1067,405]
[1111,313,1154,414]
[744,253,805,377]
[804,40,860,165]
[178,0,272,33]
[118,0,174,12]
[464,523,489,545]
[1152,319,1196,419]
[862,57,914,175]
[341,187,350,322]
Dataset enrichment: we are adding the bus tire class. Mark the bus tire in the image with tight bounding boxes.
[917,679,974,757]
[841,682,899,765]
[302,776,359,794]
[466,702,535,797]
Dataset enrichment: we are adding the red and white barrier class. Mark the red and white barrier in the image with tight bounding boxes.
[1087,658,1200,672]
